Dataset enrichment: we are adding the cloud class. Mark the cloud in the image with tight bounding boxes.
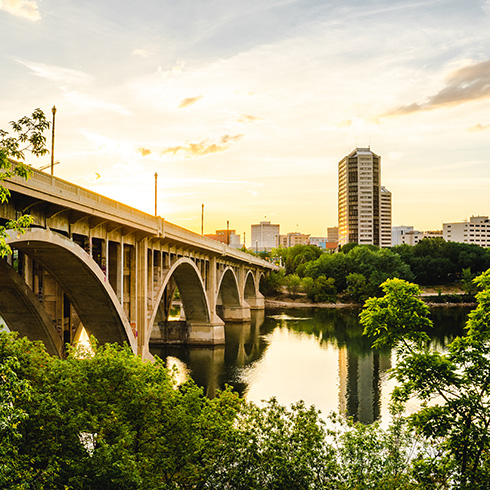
[467,123,490,132]
[161,134,244,158]
[237,113,264,124]
[384,59,490,116]
[337,119,352,128]
[137,147,152,156]
[0,0,41,21]
[132,48,150,58]
[178,96,203,108]
[16,59,93,86]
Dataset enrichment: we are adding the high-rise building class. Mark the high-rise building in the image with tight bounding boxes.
[251,221,280,252]
[338,147,392,247]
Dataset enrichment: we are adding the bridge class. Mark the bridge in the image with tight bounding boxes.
[0,164,278,359]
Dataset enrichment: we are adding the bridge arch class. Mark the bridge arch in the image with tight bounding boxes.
[148,257,217,344]
[0,258,63,357]
[6,228,137,353]
[217,267,241,308]
[216,267,251,322]
[244,270,265,309]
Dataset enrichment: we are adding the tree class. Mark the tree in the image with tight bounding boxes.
[285,273,302,297]
[0,109,50,256]
[0,332,242,489]
[360,274,490,488]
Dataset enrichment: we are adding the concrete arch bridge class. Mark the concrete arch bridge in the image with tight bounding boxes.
[0,166,278,358]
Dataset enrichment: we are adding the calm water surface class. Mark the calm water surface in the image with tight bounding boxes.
[150,306,470,424]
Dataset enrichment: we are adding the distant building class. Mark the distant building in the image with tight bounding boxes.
[309,236,328,249]
[205,229,241,248]
[443,216,490,247]
[327,227,339,243]
[251,221,280,252]
[278,232,310,248]
[392,226,442,246]
[338,147,392,248]
[380,187,392,247]
[392,226,414,246]
[401,230,442,246]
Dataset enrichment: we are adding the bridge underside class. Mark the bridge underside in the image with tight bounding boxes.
[5,229,136,354]
[0,259,62,357]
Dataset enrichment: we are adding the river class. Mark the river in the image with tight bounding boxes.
[150,306,470,425]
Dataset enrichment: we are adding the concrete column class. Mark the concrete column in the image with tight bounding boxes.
[206,256,217,319]
[147,247,153,310]
[104,237,109,278]
[136,238,148,357]
[119,237,124,305]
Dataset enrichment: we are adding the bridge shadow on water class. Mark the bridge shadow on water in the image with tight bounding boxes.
[150,305,470,424]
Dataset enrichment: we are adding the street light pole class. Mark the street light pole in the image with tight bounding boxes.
[154,172,158,217]
[201,203,204,235]
[51,106,56,176]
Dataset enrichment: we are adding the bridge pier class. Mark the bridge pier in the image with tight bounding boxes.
[244,293,265,310]
[187,319,225,345]
[217,303,251,322]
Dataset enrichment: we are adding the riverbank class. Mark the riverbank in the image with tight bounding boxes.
[265,299,358,309]
[265,292,476,309]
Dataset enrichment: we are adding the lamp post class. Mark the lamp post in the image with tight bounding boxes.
[201,203,204,235]
[154,172,158,217]
[51,106,57,176]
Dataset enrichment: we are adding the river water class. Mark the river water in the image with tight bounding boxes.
[150,306,470,425]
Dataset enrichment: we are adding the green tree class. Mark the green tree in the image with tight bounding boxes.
[345,272,369,302]
[0,332,241,489]
[361,274,490,488]
[0,109,50,256]
[260,269,285,296]
[204,398,336,490]
[302,275,336,303]
[285,273,302,297]
[460,267,477,296]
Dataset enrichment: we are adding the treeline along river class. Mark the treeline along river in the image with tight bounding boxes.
[150,306,470,425]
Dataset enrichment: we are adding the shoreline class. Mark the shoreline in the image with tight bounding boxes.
[265,298,476,309]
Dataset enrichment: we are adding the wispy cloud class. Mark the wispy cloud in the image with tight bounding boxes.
[16,59,93,86]
[178,95,203,108]
[384,59,490,116]
[467,123,490,132]
[137,147,151,156]
[237,113,264,124]
[161,134,243,158]
[16,59,129,115]
[0,0,41,21]
[132,48,149,58]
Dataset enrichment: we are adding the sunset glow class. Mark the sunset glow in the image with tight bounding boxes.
[2,0,490,243]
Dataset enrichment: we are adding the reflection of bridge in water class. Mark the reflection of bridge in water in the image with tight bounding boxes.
[0,165,278,358]
[152,308,393,423]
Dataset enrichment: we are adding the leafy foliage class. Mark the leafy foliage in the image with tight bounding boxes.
[0,109,50,256]
[361,273,490,488]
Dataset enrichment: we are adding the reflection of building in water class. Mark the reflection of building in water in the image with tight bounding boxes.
[338,347,391,424]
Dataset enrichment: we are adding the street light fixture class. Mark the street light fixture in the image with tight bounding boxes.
[51,106,56,176]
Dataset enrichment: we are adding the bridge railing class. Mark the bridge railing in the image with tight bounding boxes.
[5,162,279,270]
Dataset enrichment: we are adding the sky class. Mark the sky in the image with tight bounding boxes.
[2,0,490,245]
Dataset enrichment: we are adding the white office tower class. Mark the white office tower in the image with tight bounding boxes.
[338,147,392,247]
[251,221,280,252]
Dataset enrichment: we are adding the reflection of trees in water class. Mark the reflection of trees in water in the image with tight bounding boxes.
[150,306,470,423]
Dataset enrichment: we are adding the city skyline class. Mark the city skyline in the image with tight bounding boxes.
[2,0,490,244]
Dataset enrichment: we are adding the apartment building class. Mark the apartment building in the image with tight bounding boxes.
[338,147,392,247]
[443,216,490,247]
